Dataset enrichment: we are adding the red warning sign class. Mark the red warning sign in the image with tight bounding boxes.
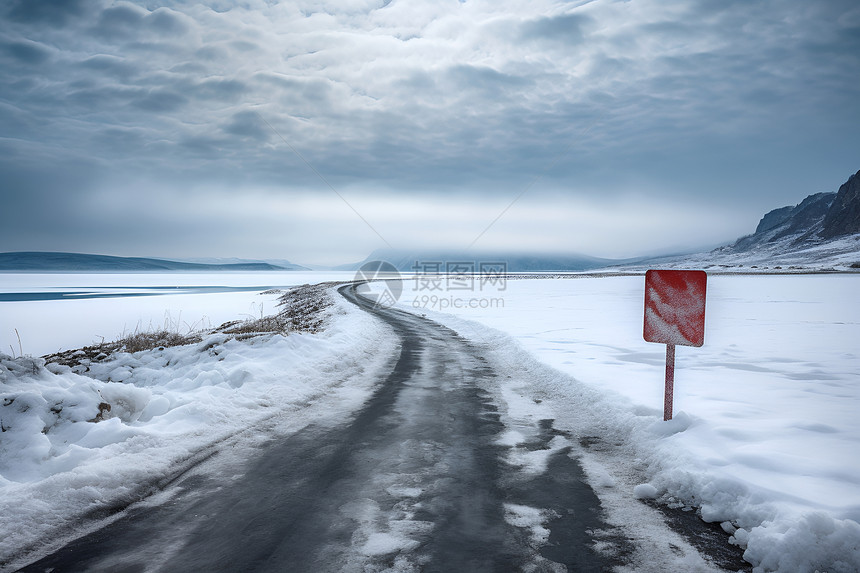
[644,270,707,348]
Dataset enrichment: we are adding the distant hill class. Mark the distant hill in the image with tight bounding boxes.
[727,192,837,252]
[165,257,309,270]
[711,168,860,260]
[338,248,625,272]
[0,252,308,271]
[611,168,860,272]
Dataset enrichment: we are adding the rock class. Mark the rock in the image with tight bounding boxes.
[821,169,860,238]
[755,205,794,234]
[89,402,112,422]
[771,192,835,240]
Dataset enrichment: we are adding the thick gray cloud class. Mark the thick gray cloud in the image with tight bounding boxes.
[1,0,858,263]
[6,0,89,27]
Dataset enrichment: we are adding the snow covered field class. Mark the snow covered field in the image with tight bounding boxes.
[394,273,860,572]
[2,272,859,571]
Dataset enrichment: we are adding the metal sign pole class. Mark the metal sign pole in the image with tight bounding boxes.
[664,344,675,421]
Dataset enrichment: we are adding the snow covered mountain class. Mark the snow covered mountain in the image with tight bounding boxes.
[703,169,860,269]
[612,169,860,272]
[730,192,836,252]
[721,168,860,254]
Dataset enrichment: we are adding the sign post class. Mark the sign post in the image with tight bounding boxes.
[643,270,707,421]
[664,343,675,420]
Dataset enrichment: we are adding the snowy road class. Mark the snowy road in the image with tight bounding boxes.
[17,283,632,572]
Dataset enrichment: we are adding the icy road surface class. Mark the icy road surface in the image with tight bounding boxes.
[17,284,738,572]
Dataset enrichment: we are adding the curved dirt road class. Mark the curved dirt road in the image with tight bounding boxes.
[19,284,624,572]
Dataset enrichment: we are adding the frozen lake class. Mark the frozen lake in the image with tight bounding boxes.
[0,272,356,356]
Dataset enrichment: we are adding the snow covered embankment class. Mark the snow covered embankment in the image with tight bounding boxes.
[0,284,396,568]
[481,338,860,573]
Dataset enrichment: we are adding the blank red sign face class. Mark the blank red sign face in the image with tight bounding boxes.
[644,270,707,347]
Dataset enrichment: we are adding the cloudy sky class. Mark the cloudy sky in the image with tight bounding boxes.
[1,0,858,265]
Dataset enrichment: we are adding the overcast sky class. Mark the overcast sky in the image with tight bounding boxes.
[1,0,858,265]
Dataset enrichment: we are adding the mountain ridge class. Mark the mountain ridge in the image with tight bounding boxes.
[717,168,860,256]
[611,168,860,272]
[0,252,308,272]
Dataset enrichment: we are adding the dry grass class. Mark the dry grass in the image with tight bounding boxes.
[276,282,337,333]
[216,282,335,337]
[43,330,203,367]
[119,330,203,353]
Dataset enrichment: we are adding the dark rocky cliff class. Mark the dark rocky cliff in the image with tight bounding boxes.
[821,169,860,239]
[723,169,859,253]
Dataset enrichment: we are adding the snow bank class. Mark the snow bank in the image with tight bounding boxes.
[0,286,397,567]
[395,275,860,572]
